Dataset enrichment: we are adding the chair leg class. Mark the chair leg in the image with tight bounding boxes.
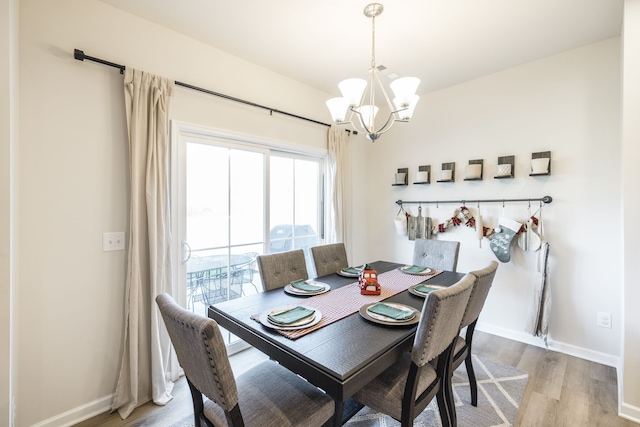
[465,352,478,406]
[436,385,451,427]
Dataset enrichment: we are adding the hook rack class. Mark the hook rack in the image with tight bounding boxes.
[396,196,553,206]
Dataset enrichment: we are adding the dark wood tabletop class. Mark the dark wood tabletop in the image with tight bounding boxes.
[208,260,465,425]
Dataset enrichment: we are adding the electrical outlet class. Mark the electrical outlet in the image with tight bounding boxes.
[597,312,612,329]
[103,232,125,252]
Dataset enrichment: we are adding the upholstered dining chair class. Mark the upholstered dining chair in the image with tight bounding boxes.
[452,261,499,406]
[156,293,334,427]
[352,274,476,427]
[310,243,349,277]
[257,249,309,291]
[412,239,461,272]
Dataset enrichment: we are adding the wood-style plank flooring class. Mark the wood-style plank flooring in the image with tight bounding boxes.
[73,331,638,427]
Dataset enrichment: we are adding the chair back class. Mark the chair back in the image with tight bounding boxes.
[310,243,348,277]
[412,239,461,272]
[411,274,475,367]
[257,249,309,291]
[156,293,239,413]
[460,261,498,329]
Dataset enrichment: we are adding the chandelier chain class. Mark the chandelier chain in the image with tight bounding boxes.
[371,14,376,71]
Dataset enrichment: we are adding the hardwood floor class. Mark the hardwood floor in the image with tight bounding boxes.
[73,331,638,427]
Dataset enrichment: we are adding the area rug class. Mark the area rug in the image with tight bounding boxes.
[168,355,528,427]
[345,355,528,427]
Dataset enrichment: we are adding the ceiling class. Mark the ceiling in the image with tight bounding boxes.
[98,0,623,96]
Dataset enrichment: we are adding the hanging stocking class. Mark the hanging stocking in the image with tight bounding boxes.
[490,217,522,263]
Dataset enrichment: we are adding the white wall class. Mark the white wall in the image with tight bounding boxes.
[621,0,640,421]
[18,0,330,426]
[356,38,622,362]
[1,0,19,425]
[16,0,639,425]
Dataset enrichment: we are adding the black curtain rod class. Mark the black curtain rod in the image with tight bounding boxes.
[73,49,355,133]
[396,196,553,206]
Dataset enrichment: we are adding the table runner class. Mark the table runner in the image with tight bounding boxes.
[254,268,442,339]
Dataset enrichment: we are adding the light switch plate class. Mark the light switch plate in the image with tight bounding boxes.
[103,232,125,252]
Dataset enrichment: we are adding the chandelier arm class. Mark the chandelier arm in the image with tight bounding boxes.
[373,71,396,115]
[373,112,397,136]
[350,108,374,136]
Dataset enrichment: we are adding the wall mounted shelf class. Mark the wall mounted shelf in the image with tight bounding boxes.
[413,165,431,184]
[464,159,483,181]
[530,151,551,176]
[392,167,409,186]
[437,162,455,182]
[495,155,515,179]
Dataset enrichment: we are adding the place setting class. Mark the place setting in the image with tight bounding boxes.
[408,283,447,297]
[284,279,331,296]
[259,305,323,331]
[336,266,362,277]
[398,264,434,275]
[359,302,420,326]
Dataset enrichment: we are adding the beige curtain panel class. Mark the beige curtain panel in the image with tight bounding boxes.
[328,126,351,253]
[111,68,175,419]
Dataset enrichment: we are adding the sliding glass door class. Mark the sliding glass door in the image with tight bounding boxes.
[172,123,325,350]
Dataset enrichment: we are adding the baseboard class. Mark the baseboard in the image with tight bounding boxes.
[475,322,620,367]
[30,394,113,427]
[620,402,640,424]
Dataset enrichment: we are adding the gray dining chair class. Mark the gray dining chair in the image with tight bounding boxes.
[257,249,309,291]
[452,261,499,406]
[156,293,334,427]
[310,243,348,277]
[412,239,461,272]
[352,274,475,427]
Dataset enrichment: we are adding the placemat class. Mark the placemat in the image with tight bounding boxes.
[253,268,442,339]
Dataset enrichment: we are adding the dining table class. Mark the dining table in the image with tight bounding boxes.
[208,260,465,426]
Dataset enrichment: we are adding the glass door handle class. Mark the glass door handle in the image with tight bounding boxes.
[182,241,192,263]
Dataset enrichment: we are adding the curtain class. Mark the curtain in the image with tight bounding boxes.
[327,126,351,253]
[111,69,176,419]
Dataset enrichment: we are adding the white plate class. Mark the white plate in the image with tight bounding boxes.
[284,280,330,296]
[336,267,361,278]
[259,306,323,331]
[398,265,434,275]
[359,303,420,326]
[408,283,447,297]
[363,303,417,323]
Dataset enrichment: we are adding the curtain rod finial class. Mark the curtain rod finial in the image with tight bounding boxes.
[74,49,85,61]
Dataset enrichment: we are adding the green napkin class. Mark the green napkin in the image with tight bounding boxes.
[367,303,415,320]
[414,284,443,294]
[267,306,315,325]
[341,267,360,275]
[403,265,428,274]
[290,279,324,292]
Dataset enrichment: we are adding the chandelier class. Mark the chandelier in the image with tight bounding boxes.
[326,3,420,141]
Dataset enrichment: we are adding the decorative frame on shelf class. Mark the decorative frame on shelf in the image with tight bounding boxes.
[392,167,409,186]
[414,165,431,184]
[437,162,455,183]
[464,159,483,181]
[530,151,551,176]
[495,155,515,179]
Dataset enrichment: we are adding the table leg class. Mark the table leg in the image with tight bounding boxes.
[334,398,364,425]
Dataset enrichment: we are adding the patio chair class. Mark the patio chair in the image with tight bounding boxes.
[310,243,348,277]
[352,274,475,427]
[452,261,499,406]
[230,252,260,294]
[257,249,309,291]
[156,293,334,427]
[412,239,461,272]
